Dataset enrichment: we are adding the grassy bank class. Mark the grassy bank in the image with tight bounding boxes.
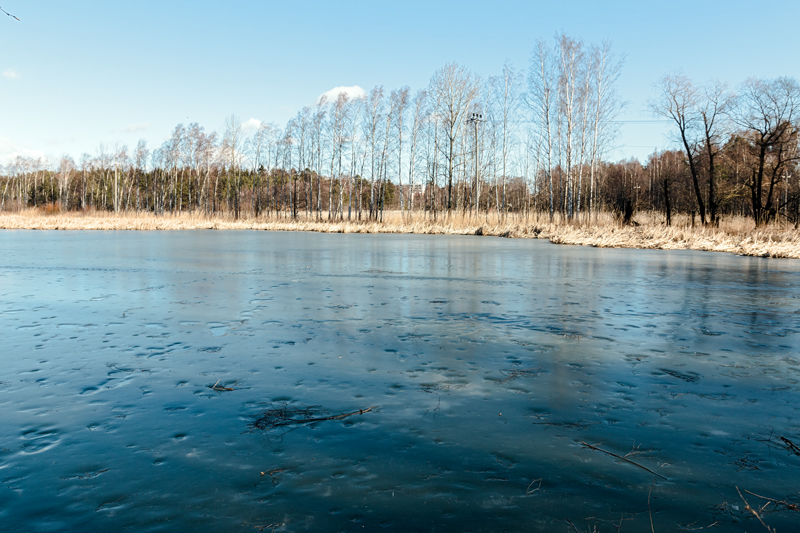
[2,209,799,259]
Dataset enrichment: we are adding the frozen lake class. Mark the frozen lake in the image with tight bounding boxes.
[1,230,799,532]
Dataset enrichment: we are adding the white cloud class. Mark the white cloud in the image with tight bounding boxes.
[242,117,262,135]
[2,69,20,80]
[113,122,150,134]
[318,85,366,104]
[0,137,44,165]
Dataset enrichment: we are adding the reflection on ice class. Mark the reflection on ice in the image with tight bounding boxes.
[0,230,799,531]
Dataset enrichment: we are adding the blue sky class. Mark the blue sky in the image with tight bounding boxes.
[2,0,799,165]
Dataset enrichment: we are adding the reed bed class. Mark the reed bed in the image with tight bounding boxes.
[2,209,799,259]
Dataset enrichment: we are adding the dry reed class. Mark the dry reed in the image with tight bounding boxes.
[2,208,799,259]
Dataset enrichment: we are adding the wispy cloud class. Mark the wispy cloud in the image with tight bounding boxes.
[113,123,150,134]
[318,85,365,104]
[2,69,20,80]
[242,118,262,135]
[0,137,44,165]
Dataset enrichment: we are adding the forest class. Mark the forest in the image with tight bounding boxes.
[1,35,798,228]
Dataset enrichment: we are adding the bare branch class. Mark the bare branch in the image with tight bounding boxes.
[580,441,667,480]
[1,5,19,21]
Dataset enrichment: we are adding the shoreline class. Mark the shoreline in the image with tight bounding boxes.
[2,211,799,259]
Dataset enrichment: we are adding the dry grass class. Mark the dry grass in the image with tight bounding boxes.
[2,208,799,259]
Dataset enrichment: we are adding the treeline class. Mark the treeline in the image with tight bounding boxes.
[1,35,798,227]
[0,35,621,221]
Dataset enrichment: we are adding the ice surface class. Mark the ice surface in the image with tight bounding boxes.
[1,230,798,531]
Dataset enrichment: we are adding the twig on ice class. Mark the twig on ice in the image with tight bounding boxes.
[736,486,776,532]
[580,441,667,480]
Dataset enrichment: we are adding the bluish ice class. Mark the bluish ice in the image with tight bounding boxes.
[1,230,798,532]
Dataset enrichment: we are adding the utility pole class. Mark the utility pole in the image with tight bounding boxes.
[467,112,483,216]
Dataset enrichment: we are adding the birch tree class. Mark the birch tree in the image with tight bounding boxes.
[345,95,364,220]
[57,155,75,210]
[392,87,410,213]
[134,139,149,211]
[557,34,583,219]
[429,63,479,211]
[312,98,327,219]
[528,40,556,220]
[491,61,522,214]
[406,89,428,214]
[329,92,349,219]
[588,41,624,217]
[222,115,243,218]
[364,86,385,220]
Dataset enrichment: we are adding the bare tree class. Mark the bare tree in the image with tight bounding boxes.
[528,40,556,220]
[281,121,296,218]
[491,61,522,214]
[422,105,441,217]
[651,74,706,224]
[166,125,184,213]
[222,115,243,218]
[364,86,385,220]
[201,131,219,215]
[733,77,800,225]
[95,144,110,210]
[588,41,624,217]
[134,139,149,211]
[575,48,593,216]
[249,122,272,217]
[429,63,479,211]
[556,34,584,219]
[377,89,400,221]
[345,95,365,220]
[186,123,207,212]
[329,92,349,219]
[405,90,428,215]
[79,153,91,210]
[312,98,327,219]
[392,87,411,214]
[291,107,311,217]
[57,155,75,210]
[698,80,732,225]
